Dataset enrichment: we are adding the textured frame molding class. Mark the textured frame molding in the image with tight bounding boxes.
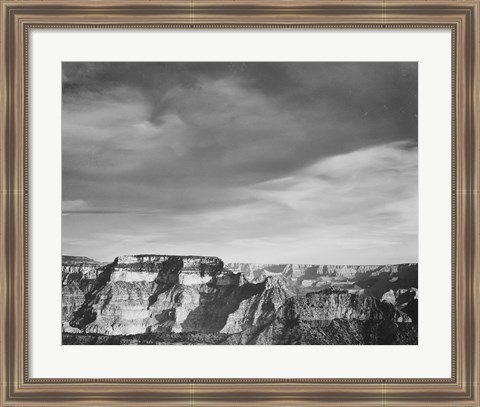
[0,1,478,406]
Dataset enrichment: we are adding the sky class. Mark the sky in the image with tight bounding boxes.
[62,62,418,264]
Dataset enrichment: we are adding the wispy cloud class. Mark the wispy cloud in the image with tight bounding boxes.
[62,62,417,263]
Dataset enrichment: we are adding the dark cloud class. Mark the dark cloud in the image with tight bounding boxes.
[62,62,417,263]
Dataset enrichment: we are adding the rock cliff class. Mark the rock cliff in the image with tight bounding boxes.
[62,256,104,332]
[224,288,415,345]
[62,255,418,345]
[223,262,416,287]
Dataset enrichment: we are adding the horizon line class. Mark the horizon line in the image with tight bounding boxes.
[61,253,419,266]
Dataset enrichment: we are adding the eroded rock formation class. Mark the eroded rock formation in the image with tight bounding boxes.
[62,255,418,345]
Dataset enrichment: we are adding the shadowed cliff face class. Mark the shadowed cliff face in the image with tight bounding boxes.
[62,256,104,331]
[62,255,418,344]
[222,288,416,345]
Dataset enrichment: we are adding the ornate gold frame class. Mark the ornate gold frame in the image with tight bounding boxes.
[1,1,479,405]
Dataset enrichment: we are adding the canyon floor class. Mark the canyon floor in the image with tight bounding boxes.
[62,255,418,345]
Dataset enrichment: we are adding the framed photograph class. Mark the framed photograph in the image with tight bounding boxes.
[1,0,478,405]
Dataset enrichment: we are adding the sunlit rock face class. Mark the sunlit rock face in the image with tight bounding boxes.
[65,254,261,335]
[220,276,294,335]
[381,289,397,305]
[62,255,418,344]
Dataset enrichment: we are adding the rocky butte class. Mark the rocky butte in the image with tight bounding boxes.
[62,254,418,345]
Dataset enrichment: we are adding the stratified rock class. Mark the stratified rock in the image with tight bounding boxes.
[220,276,294,334]
[66,254,278,336]
[223,262,417,294]
[62,255,418,345]
[225,289,415,345]
[62,255,102,284]
[62,256,103,332]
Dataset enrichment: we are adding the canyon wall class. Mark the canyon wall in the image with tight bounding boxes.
[62,255,418,345]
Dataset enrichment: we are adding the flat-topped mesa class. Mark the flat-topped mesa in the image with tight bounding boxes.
[110,254,225,284]
[115,254,222,267]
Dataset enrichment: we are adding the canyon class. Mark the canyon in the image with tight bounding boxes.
[62,255,418,345]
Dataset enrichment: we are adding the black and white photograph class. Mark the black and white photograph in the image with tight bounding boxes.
[61,62,418,345]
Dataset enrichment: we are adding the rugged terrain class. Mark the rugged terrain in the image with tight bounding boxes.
[62,255,418,345]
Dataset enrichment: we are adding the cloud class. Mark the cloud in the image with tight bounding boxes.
[62,141,417,264]
[62,62,417,263]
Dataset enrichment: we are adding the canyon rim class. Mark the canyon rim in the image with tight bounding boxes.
[62,62,418,345]
[62,254,418,345]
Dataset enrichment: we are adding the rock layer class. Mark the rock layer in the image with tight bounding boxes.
[224,289,415,345]
[62,255,418,344]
